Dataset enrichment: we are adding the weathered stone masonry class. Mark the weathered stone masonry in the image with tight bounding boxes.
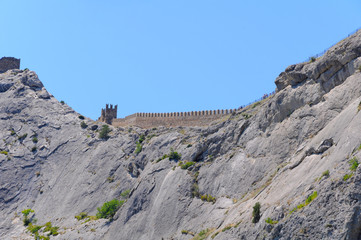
[98,104,236,128]
[0,57,20,73]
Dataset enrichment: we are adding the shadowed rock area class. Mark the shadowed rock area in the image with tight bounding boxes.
[1,30,361,239]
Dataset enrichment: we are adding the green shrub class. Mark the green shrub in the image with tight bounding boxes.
[309,56,316,62]
[96,199,124,220]
[80,121,88,129]
[99,125,111,140]
[349,157,359,171]
[18,133,27,141]
[181,230,189,234]
[10,130,16,136]
[265,217,278,224]
[60,100,65,104]
[32,137,38,143]
[222,226,232,232]
[305,191,317,205]
[191,183,200,198]
[359,65,361,71]
[321,170,329,178]
[135,142,142,154]
[0,150,8,155]
[252,202,261,223]
[138,134,145,144]
[22,209,34,226]
[120,189,130,198]
[156,154,169,162]
[75,212,88,221]
[78,115,85,120]
[187,144,192,148]
[343,173,353,181]
[169,148,181,161]
[31,146,37,152]
[180,161,195,170]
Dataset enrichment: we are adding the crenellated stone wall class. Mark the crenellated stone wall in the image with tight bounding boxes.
[0,57,20,73]
[110,109,236,128]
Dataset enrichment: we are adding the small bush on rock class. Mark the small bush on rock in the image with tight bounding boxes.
[21,209,34,226]
[75,212,88,221]
[80,121,88,129]
[99,125,111,140]
[349,157,359,171]
[252,202,261,223]
[169,148,181,161]
[180,161,195,170]
[96,199,124,220]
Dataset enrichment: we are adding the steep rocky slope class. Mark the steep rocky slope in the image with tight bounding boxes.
[1,30,361,240]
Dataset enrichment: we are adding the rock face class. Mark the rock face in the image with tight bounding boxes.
[1,30,361,240]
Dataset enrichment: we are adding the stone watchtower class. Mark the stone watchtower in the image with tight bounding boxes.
[99,104,118,124]
[0,57,20,73]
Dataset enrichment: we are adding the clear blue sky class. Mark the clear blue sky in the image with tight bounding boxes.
[1,1,361,119]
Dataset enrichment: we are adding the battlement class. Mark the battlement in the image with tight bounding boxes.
[98,104,118,124]
[98,105,236,129]
[0,57,20,73]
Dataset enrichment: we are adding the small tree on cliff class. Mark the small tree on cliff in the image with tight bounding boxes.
[99,125,111,140]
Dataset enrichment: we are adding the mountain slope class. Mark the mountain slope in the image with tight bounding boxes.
[1,30,361,240]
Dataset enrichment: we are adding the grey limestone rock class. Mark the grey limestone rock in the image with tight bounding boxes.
[2,30,361,240]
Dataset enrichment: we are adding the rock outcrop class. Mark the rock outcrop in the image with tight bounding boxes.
[1,30,361,240]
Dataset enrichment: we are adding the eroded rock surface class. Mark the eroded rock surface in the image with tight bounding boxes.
[1,30,361,240]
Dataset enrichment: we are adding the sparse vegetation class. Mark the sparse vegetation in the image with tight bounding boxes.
[22,209,59,239]
[180,161,195,170]
[22,209,34,226]
[322,170,330,177]
[187,144,192,148]
[18,133,28,141]
[31,146,37,152]
[252,202,261,223]
[192,228,214,240]
[138,134,145,143]
[32,137,38,143]
[200,194,216,203]
[191,183,200,198]
[78,115,85,120]
[305,191,318,205]
[290,191,318,214]
[80,121,88,129]
[99,125,111,140]
[75,212,88,221]
[349,157,359,171]
[10,130,16,135]
[169,148,181,161]
[252,101,261,109]
[265,217,278,224]
[96,199,124,220]
[309,56,316,62]
[156,154,169,162]
[120,189,130,198]
[135,142,142,154]
[242,113,252,119]
[107,175,115,183]
[222,226,232,232]
[343,173,353,181]
[358,101,361,112]
[0,150,8,155]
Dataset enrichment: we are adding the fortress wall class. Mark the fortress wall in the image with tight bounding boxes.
[111,109,235,128]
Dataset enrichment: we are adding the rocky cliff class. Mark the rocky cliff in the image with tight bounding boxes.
[1,30,361,240]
